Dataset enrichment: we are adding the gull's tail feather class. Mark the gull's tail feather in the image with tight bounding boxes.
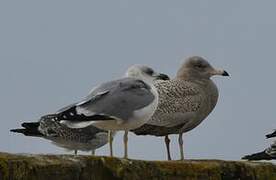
[266,130,276,139]
[10,122,43,137]
[242,151,272,161]
[22,122,40,129]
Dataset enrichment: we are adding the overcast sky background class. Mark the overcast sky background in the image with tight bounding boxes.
[1,1,275,161]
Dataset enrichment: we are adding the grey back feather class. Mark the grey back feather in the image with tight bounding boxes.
[77,77,155,120]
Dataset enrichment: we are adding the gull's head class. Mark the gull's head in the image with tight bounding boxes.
[126,65,169,84]
[177,56,229,80]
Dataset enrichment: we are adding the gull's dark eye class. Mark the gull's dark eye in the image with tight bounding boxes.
[144,68,154,75]
[195,63,206,69]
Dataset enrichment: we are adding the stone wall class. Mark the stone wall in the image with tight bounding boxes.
[0,152,275,180]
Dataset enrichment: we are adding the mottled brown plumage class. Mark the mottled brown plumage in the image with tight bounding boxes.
[134,79,218,136]
[11,115,110,154]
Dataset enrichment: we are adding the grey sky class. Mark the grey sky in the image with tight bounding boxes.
[1,1,275,161]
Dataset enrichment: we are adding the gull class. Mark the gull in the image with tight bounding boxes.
[242,130,276,161]
[133,56,229,160]
[11,114,112,155]
[45,65,168,158]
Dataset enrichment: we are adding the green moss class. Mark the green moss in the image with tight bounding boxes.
[0,157,9,180]
[250,162,276,180]
[153,160,221,179]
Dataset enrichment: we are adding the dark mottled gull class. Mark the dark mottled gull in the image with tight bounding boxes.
[11,114,111,155]
[133,56,229,160]
[242,130,276,161]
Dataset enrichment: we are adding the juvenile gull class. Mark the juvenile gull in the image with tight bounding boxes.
[242,130,276,160]
[48,65,168,158]
[133,56,229,160]
[11,114,111,155]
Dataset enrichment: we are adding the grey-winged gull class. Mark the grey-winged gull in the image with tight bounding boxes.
[132,56,229,160]
[242,130,276,160]
[44,65,168,158]
[11,114,113,155]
